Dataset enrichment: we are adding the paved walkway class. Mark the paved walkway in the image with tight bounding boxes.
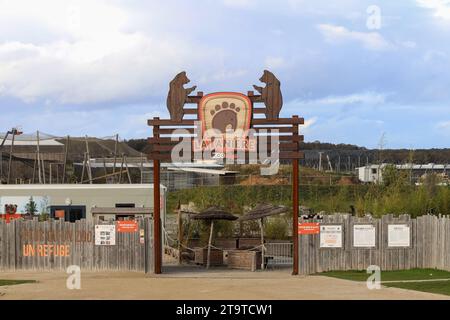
[1,267,448,300]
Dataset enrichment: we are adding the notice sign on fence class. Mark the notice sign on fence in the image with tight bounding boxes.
[353,224,376,248]
[320,225,342,248]
[117,221,138,233]
[95,225,116,246]
[298,223,320,235]
[388,224,410,247]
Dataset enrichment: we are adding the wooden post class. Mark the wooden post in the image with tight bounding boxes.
[259,218,265,270]
[85,135,93,184]
[62,136,69,184]
[36,131,42,184]
[124,156,132,184]
[292,115,300,275]
[103,157,108,183]
[153,117,162,274]
[32,152,37,183]
[112,134,118,182]
[207,220,214,269]
[119,154,125,184]
[177,202,183,265]
[81,152,86,184]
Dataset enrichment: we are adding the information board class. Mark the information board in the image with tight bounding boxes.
[353,224,376,248]
[320,225,343,248]
[388,224,410,247]
[95,225,116,246]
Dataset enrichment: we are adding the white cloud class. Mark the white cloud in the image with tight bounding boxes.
[317,24,393,51]
[264,56,286,69]
[417,0,450,20]
[222,0,257,8]
[437,120,450,130]
[0,0,221,104]
[303,117,317,131]
[292,92,387,108]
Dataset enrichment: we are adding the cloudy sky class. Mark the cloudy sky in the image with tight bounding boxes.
[0,0,449,149]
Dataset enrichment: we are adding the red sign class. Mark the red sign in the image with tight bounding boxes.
[117,221,138,233]
[55,210,65,219]
[298,222,320,235]
[1,214,22,224]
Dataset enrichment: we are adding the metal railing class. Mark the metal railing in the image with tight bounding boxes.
[265,242,293,266]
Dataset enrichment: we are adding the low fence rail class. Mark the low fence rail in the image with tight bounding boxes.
[266,243,293,266]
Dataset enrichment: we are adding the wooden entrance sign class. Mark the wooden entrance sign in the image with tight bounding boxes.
[148,70,304,274]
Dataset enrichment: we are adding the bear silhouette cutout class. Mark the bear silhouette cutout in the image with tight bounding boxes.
[210,101,240,133]
[253,70,283,120]
[166,71,197,121]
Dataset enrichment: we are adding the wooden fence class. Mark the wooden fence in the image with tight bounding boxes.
[299,214,450,275]
[0,218,154,273]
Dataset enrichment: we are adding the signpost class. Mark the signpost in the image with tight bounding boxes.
[148,70,304,274]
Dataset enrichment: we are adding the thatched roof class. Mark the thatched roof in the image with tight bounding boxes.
[239,203,288,221]
[191,207,238,221]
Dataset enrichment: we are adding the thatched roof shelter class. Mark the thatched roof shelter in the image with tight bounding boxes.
[239,203,288,221]
[191,207,238,221]
[190,207,237,269]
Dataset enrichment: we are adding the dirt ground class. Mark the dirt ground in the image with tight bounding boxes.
[1,266,448,300]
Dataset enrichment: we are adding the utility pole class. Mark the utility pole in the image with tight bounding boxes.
[62,135,70,184]
[113,134,119,183]
[36,131,42,184]
[7,130,16,184]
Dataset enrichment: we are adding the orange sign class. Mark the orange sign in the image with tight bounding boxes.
[1,214,22,223]
[55,210,65,218]
[298,222,320,235]
[22,244,70,257]
[117,221,138,233]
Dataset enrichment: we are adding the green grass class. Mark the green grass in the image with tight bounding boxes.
[383,281,450,296]
[0,279,36,287]
[318,268,450,282]
[318,269,450,296]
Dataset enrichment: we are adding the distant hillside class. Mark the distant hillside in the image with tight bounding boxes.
[127,138,450,167]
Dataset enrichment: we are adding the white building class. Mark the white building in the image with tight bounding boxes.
[0,184,166,222]
[357,164,450,184]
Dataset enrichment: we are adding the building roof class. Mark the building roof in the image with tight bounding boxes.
[357,164,450,170]
[74,160,225,169]
[0,184,166,191]
[91,207,153,215]
[167,167,238,175]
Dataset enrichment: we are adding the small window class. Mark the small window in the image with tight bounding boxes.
[115,203,135,208]
[371,168,377,174]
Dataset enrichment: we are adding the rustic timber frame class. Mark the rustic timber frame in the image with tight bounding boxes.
[148,90,304,274]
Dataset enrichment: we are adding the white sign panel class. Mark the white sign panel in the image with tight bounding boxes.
[388,224,410,247]
[320,225,343,248]
[95,225,116,246]
[353,224,376,248]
